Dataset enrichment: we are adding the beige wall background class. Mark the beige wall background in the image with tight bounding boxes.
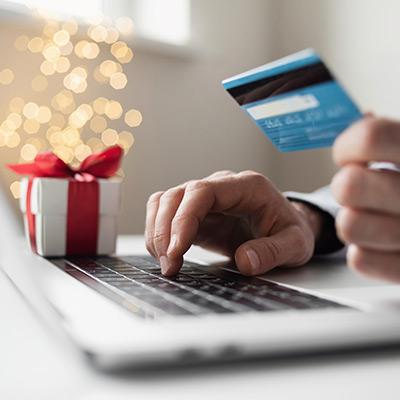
[1,0,400,234]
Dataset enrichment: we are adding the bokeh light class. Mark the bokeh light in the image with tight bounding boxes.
[15,35,29,51]
[43,44,61,61]
[55,57,70,73]
[28,37,44,53]
[48,128,64,147]
[54,146,74,163]
[100,60,117,77]
[104,100,123,120]
[35,106,52,124]
[23,119,40,134]
[105,28,119,44]
[82,42,100,59]
[118,131,134,150]
[115,16,135,35]
[125,109,143,127]
[93,66,109,84]
[62,21,79,36]
[10,181,21,199]
[63,66,88,93]
[40,60,56,76]
[90,115,107,133]
[75,144,92,161]
[53,30,70,46]
[87,137,104,153]
[88,25,107,42]
[110,72,127,90]
[59,41,73,56]
[5,132,21,147]
[69,104,93,129]
[21,143,38,161]
[23,102,39,119]
[2,11,141,197]
[117,48,133,63]
[43,22,60,38]
[62,127,80,146]
[84,11,104,27]
[51,90,75,113]
[74,40,89,58]
[6,113,22,130]
[111,41,133,63]
[0,69,14,85]
[93,97,108,114]
[101,128,118,146]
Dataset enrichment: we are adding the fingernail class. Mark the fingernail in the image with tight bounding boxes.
[167,234,178,256]
[160,255,172,275]
[245,248,260,274]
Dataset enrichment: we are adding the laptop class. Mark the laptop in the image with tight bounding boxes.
[1,176,400,371]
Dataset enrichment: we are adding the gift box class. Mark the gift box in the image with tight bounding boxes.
[19,177,121,256]
[8,146,123,257]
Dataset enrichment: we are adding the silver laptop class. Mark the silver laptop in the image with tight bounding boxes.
[1,177,400,371]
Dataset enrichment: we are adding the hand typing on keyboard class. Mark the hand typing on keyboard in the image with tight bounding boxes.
[145,170,334,276]
[146,117,400,283]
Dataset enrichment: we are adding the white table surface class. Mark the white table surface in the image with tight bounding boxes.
[2,235,400,400]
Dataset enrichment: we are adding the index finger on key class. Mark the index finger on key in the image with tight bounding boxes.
[165,172,273,274]
[333,117,400,166]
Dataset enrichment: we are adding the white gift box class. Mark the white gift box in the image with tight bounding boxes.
[20,177,121,256]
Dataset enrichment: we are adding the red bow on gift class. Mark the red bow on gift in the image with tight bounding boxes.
[8,146,123,256]
[8,145,123,181]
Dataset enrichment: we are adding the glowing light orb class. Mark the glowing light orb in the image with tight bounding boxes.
[15,35,29,51]
[0,69,14,85]
[115,16,134,35]
[110,72,127,89]
[10,181,21,199]
[23,102,39,119]
[93,97,108,114]
[28,37,44,53]
[101,128,118,145]
[53,30,70,47]
[125,109,143,127]
[21,143,38,161]
[90,115,107,133]
[104,100,123,120]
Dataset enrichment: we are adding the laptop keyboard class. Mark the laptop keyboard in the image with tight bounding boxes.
[49,255,347,318]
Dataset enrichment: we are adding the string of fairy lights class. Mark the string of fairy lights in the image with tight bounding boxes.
[0,8,142,199]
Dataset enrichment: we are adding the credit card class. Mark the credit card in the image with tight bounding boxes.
[222,49,363,152]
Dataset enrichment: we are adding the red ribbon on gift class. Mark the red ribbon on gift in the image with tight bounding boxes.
[8,146,122,255]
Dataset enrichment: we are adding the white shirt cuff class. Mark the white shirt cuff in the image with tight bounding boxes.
[284,185,341,218]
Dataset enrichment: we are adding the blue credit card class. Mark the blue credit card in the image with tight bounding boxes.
[222,49,363,152]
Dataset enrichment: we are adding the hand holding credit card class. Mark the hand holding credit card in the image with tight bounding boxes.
[222,49,363,152]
